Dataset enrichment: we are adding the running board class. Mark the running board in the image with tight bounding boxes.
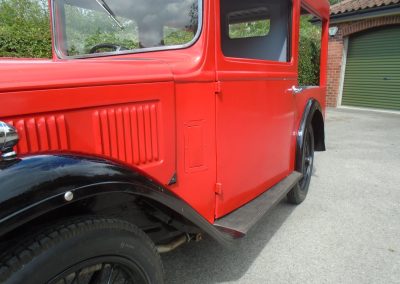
[214,171,302,238]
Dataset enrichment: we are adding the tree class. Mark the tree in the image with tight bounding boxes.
[0,0,52,58]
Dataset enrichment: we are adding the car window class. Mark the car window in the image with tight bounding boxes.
[228,8,271,39]
[220,0,292,62]
[54,0,201,58]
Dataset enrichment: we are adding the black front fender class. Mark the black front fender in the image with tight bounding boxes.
[0,154,233,246]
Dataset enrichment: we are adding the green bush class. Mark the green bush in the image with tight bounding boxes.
[0,0,51,58]
[298,16,321,86]
[299,34,321,86]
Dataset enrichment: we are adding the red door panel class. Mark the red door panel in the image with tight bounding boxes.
[214,0,300,218]
[215,77,296,217]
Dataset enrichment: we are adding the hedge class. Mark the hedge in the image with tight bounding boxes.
[0,0,52,58]
[299,17,322,86]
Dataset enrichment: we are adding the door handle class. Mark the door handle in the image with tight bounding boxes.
[288,85,304,95]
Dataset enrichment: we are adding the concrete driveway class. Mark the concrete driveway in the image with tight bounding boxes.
[162,108,400,284]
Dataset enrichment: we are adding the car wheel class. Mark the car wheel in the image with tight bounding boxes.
[287,124,315,204]
[0,217,164,284]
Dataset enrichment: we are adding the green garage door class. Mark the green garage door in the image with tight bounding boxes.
[342,25,400,111]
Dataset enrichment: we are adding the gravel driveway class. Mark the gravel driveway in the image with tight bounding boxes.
[163,108,400,284]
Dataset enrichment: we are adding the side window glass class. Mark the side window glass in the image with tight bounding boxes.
[220,0,292,62]
[63,4,139,56]
[298,8,322,86]
[228,8,270,39]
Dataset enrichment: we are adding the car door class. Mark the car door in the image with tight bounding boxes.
[215,0,299,218]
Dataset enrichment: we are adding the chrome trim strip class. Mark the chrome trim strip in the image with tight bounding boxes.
[51,0,204,59]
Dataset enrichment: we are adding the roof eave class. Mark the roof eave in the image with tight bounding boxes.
[329,4,400,24]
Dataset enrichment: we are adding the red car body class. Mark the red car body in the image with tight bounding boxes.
[0,0,329,226]
[0,0,329,282]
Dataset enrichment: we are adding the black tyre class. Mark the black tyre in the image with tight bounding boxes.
[0,217,164,284]
[287,125,315,204]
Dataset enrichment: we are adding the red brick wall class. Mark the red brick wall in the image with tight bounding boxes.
[327,15,400,107]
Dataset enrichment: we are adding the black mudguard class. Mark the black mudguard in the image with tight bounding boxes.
[0,154,233,246]
[296,99,326,172]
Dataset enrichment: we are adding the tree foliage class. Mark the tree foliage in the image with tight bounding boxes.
[228,19,271,39]
[299,16,321,86]
[0,0,51,58]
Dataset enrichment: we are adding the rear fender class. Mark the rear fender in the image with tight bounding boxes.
[296,99,326,172]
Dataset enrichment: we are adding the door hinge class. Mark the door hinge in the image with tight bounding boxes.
[214,81,222,95]
[215,183,223,195]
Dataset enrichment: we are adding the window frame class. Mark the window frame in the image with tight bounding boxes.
[218,0,295,66]
[51,0,204,59]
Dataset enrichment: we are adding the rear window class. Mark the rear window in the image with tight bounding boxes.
[220,0,292,62]
[228,8,271,39]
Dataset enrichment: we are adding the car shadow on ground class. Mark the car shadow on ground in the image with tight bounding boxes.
[162,199,297,284]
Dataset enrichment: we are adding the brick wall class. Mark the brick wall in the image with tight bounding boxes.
[327,15,400,107]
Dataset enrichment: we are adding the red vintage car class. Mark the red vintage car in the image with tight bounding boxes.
[0,0,328,283]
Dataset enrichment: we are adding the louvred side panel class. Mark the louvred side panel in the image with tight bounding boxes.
[92,101,161,166]
[0,81,175,185]
[7,115,69,154]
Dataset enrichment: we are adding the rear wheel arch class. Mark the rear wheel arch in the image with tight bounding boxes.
[311,108,326,152]
[296,99,325,172]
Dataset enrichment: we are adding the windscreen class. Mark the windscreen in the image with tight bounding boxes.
[53,0,200,57]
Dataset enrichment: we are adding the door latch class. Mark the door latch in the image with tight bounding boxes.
[289,85,304,95]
